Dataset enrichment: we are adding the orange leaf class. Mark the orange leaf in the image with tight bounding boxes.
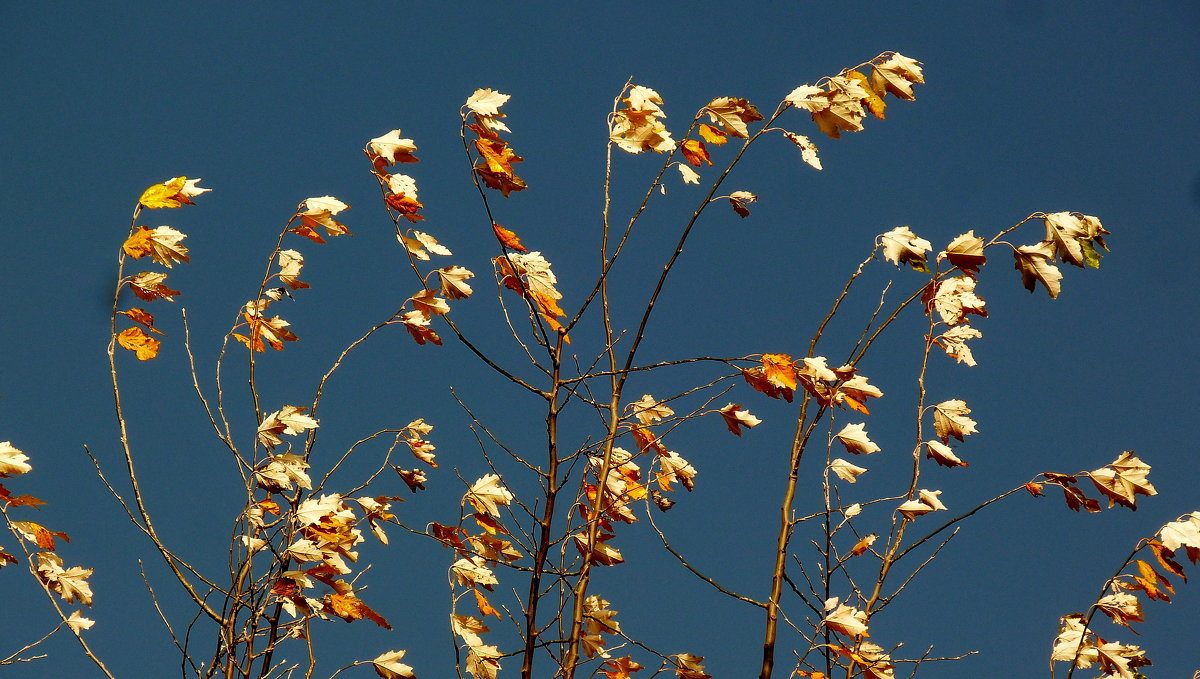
[385,193,424,223]
[122,226,156,258]
[741,368,794,403]
[474,587,500,618]
[603,656,644,679]
[118,327,161,360]
[258,499,281,515]
[138,176,207,208]
[119,308,165,335]
[1024,481,1045,497]
[629,426,666,455]
[473,513,508,535]
[761,353,798,391]
[288,222,327,244]
[325,593,392,629]
[698,123,728,145]
[1148,540,1187,582]
[850,534,877,556]
[431,522,468,551]
[129,272,181,302]
[847,70,887,119]
[680,139,712,167]
[492,223,528,251]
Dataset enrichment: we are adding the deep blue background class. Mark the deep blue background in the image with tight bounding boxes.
[2,2,1197,677]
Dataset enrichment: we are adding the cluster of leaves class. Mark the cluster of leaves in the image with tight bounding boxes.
[114,176,209,360]
[1,442,96,665]
[1051,513,1200,678]
[22,47,1188,679]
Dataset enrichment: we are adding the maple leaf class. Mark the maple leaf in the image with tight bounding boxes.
[1096,592,1144,628]
[123,225,190,268]
[581,595,622,658]
[742,367,794,402]
[367,130,419,168]
[603,657,644,679]
[610,85,675,154]
[436,266,475,300]
[117,308,164,335]
[409,288,450,318]
[1043,473,1102,513]
[925,276,987,326]
[275,249,309,290]
[830,458,868,483]
[705,97,764,138]
[293,196,351,242]
[398,230,452,261]
[728,190,757,217]
[783,131,822,170]
[394,467,427,492]
[255,453,312,492]
[718,403,761,436]
[257,406,319,448]
[1051,615,1098,667]
[117,327,161,360]
[383,173,423,222]
[680,139,711,167]
[677,164,700,184]
[0,443,31,477]
[1013,241,1063,298]
[822,599,869,638]
[836,375,883,414]
[897,489,948,520]
[785,84,825,112]
[372,650,416,679]
[452,613,491,647]
[139,176,209,208]
[924,440,967,467]
[235,302,298,351]
[325,592,391,628]
[491,222,528,251]
[468,535,523,564]
[452,557,499,589]
[940,230,986,275]
[466,88,511,117]
[870,53,925,101]
[1158,512,1200,558]
[931,399,978,443]
[466,644,502,679]
[1088,451,1156,510]
[66,610,94,632]
[656,451,697,492]
[671,653,712,679]
[835,423,880,455]
[809,85,866,139]
[1043,212,1109,269]
[12,521,69,550]
[573,532,625,566]
[850,533,878,555]
[631,394,674,425]
[880,226,932,272]
[698,123,727,145]
[934,325,983,367]
[33,552,93,606]
[847,70,887,119]
[760,353,798,390]
[464,474,514,518]
[129,271,180,302]
[398,310,442,346]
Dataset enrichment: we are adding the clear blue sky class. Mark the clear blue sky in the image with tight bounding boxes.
[2,2,1198,678]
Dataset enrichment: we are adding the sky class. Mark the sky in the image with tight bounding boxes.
[2,2,1199,678]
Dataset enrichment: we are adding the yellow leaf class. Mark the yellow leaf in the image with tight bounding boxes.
[118,327,161,360]
[847,70,886,119]
[138,177,209,208]
[698,123,727,145]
